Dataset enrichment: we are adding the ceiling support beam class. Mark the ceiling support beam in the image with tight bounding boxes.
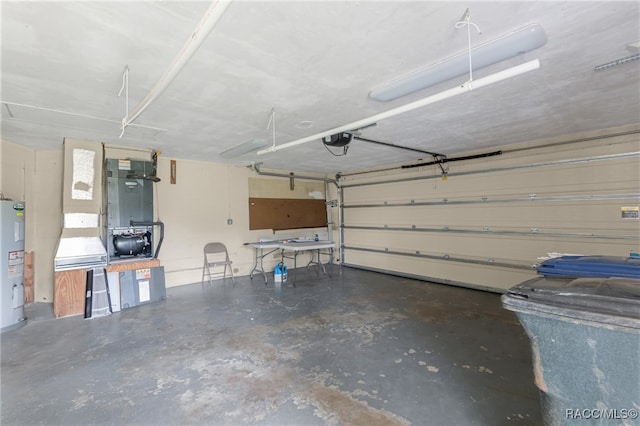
[256,59,540,156]
[120,0,232,136]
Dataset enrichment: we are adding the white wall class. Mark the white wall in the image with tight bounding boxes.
[32,149,63,302]
[150,158,328,287]
[1,140,63,302]
[1,139,33,203]
[154,158,251,286]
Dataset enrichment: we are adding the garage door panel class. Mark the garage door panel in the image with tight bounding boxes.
[341,129,640,291]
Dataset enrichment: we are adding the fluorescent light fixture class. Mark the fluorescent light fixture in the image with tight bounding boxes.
[369,24,547,102]
[257,59,540,156]
[221,139,269,158]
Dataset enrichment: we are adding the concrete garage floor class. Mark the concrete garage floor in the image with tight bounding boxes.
[1,267,541,425]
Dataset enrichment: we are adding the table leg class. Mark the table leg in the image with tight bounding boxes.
[250,247,274,285]
[305,249,330,277]
[261,248,269,284]
[318,249,327,275]
[325,248,333,278]
[293,251,298,288]
[249,247,259,279]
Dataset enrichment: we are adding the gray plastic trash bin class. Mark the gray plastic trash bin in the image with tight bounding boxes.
[502,276,640,425]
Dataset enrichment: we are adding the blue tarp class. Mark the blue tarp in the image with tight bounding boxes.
[537,255,640,279]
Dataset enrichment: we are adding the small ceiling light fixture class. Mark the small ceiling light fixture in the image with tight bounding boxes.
[369,20,547,101]
[626,40,640,53]
[295,120,314,129]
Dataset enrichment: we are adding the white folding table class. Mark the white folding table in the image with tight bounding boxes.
[278,241,335,286]
[245,240,335,286]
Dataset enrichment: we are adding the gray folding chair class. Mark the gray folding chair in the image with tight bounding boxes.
[202,242,235,284]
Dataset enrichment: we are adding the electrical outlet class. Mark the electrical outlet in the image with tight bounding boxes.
[227,218,233,225]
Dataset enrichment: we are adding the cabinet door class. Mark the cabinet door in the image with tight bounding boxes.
[54,269,86,318]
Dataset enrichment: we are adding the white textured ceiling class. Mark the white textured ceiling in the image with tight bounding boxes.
[2,1,639,173]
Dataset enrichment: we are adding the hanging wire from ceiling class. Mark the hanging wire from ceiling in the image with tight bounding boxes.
[266,107,277,149]
[117,66,129,138]
[454,8,482,85]
[323,142,349,157]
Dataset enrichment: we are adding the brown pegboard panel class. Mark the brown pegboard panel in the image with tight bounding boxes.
[249,198,327,230]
